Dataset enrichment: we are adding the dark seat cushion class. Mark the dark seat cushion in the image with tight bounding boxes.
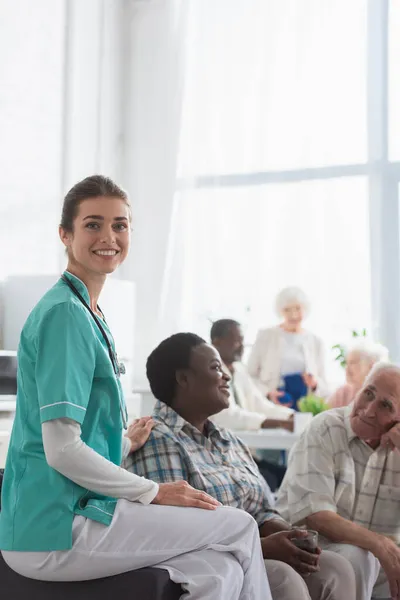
[0,470,181,599]
[0,553,182,600]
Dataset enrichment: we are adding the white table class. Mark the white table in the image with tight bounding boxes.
[235,428,300,450]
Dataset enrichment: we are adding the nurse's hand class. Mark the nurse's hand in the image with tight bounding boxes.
[125,416,155,453]
[152,480,221,510]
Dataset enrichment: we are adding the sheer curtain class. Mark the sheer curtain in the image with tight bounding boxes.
[160,0,371,382]
[0,0,66,280]
[121,0,190,385]
[178,0,366,175]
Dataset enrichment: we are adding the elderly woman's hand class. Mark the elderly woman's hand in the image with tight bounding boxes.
[302,373,318,391]
[125,416,155,453]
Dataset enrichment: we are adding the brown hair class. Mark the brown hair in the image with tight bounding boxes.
[60,175,131,232]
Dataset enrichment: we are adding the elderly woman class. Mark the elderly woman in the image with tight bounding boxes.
[327,340,389,408]
[125,333,355,600]
[247,287,328,410]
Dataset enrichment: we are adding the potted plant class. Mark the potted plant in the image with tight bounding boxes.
[297,393,329,416]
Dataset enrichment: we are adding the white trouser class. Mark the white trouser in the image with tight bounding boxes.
[320,542,384,600]
[2,500,271,600]
[265,550,356,600]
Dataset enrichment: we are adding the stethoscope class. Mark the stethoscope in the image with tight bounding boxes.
[61,274,128,430]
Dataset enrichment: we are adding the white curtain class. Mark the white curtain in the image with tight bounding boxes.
[0,0,66,281]
[0,0,127,282]
[159,0,372,384]
[121,0,190,386]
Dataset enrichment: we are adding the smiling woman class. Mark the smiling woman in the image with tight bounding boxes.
[0,175,270,599]
[59,176,132,310]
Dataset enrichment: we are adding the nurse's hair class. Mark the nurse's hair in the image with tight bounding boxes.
[60,174,131,232]
[146,333,206,406]
[275,286,311,318]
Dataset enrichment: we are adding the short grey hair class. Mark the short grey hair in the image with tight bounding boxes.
[275,286,311,318]
[346,340,389,364]
[364,362,400,386]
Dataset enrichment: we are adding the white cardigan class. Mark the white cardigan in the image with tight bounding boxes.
[247,325,330,399]
[210,361,293,431]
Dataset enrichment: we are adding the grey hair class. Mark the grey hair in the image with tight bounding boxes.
[364,362,400,386]
[346,339,389,364]
[275,286,311,318]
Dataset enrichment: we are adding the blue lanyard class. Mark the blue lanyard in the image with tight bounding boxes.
[61,275,128,429]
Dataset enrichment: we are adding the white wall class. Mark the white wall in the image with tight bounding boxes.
[0,0,66,280]
[0,0,127,279]
[120,0,188,386]
[0,0,135,357]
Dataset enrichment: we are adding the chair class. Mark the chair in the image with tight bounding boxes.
[0,472,182,600]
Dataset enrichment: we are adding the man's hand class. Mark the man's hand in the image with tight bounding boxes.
[125,416,154,453]
[152,480,221,510]
[375,537,400,600]
[261,530,320,575]
[261,416,294,432]
[381,423,400,452]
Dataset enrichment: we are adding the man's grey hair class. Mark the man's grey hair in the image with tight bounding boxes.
[275,286,311,318]
[346,339,389,364]
[364,362,400,386]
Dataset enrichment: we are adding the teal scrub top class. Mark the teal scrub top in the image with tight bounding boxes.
[0,272,126,551]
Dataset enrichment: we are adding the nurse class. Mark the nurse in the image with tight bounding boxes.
[0,175,271,600]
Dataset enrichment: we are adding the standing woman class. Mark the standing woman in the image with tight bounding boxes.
[248,287,329,410]
[0,176,270,599]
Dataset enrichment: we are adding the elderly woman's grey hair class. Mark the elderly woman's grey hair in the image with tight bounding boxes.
[275,286,311,318]
[346,339,389,364]
[364,362,400,386]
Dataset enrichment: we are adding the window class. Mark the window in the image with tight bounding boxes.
[389,0,400,160]
[0,1,65,280]
[167,0,400,373]
[179,0,367,176]
[177,177,371,358]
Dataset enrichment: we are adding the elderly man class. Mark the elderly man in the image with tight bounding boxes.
[210,319,294,431]
[211,319,295,491]
[276,363,400,600]
[126,333,356,600]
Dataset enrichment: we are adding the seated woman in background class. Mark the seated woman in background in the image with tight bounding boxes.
[125,333,355,600]
[247,287,329,410]
[327,339,388,408]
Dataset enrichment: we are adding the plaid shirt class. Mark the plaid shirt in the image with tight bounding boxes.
[124,400,281,527]
[276,406,400,543]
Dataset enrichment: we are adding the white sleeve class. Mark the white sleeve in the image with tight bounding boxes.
[42,418,159,504]
[121,436,131,461]
[247,331,270,396]
[313,336,330,399]
[211,404,266,431]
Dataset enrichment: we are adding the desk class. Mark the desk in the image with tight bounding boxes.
[235,429,300,450]
[0,395,16,412]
